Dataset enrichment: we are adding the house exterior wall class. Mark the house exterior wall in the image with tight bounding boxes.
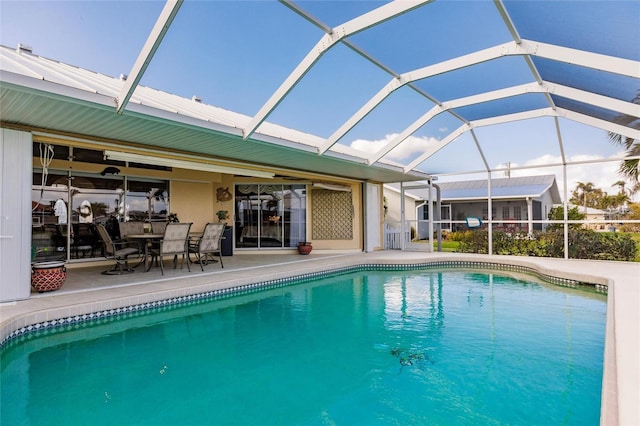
[170,180,214,233]
[585,212,607,231]
[383,188,417,224]
[538,191,555,222]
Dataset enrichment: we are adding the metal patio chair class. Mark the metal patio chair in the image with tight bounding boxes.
[96,224,141,275]
[189,223,225,271]
[149,222,193,275]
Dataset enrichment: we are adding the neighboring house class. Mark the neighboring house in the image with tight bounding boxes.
[385,175,562,238]
[383,185,419,225]
[568,205,612,231]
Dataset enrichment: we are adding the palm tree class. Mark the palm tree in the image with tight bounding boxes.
[612,180,631,204]
[613,180,626,195]
[571,181,597,212]
[608,90,639,197]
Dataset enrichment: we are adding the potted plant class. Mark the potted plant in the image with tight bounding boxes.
[31,261,67,292]
[297,241,312,255]
[216,210,229,223]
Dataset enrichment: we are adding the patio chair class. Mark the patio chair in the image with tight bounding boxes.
[72,223,100,258]
[151,221,168,234]
[118,221,145,239]
[96,224,141,275]
[189,223,225,271]
[149,222,192,275]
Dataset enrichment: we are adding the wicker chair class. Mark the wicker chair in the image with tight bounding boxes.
[149,222,192,275]
[189,223,225,271]
[96,224,140,275]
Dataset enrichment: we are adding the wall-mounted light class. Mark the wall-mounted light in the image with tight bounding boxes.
[104,150,274,179]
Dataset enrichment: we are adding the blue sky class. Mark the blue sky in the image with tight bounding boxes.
[1,0,636,201]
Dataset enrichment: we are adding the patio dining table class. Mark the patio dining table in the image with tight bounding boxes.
[125,233,163,272]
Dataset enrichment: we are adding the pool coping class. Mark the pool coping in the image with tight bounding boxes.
[1,251,638,425]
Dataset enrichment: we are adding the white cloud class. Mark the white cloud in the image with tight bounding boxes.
[497,152,636,201]
[350,133,440,161]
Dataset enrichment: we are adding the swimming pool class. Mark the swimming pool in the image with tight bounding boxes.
[1,268,606,425]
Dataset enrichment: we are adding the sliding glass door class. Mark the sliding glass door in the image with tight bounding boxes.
[235,184,306,249]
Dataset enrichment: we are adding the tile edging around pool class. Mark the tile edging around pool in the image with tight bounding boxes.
[0,260,607,349]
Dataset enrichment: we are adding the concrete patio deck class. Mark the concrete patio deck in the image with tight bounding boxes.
[1,251,638,425]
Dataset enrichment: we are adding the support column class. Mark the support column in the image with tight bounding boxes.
[0,128,33,302]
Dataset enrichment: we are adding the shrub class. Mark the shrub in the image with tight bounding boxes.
[454,229,637,261]
[457,230,488,254]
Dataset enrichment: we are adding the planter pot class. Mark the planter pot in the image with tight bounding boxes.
[297,243,312,255]
[31,261,67,293]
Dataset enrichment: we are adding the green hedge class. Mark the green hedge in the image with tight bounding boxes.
[452,229,637,261]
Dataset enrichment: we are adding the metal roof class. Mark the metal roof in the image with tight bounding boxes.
[391,175,562,203]
[437,175,562,202]
[1,1,638,184]
[0,45,426,183]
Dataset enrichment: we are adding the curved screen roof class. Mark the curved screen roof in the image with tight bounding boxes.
[0,0,638,184]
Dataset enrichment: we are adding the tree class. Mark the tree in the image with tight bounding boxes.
[608,90,639,197]
[570,182,600,210]
[91,202,108,219]
[569,182,629,211]
[620,202,640,232]
[602,186,630,211]
[613,180,627,195]
[547,205,585,230]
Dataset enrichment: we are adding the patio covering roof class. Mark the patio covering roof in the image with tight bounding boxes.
[0,1,638,184]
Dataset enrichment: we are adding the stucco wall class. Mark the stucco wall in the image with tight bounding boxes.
[171,180,214,233]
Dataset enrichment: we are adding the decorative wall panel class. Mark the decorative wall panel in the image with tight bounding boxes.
[312,189,353,240]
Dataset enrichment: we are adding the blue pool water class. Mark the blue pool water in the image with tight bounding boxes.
[1,269,606,425]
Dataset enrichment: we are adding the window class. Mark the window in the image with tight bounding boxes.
[513,206,522,220]
[483,207,497,220]
[421,205,450,221]
[32,171,71,262]
[31,142,169,261]
[125,179,169,222]
[502,206,510,219]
